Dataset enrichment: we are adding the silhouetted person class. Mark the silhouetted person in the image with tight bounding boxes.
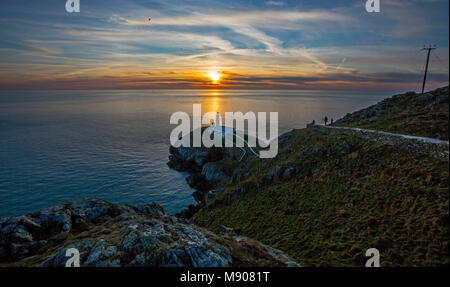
[323,116,328,126]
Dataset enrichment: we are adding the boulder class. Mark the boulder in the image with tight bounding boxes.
[39,205,72,233]
[11,225,33,243]
[1,199,301,267]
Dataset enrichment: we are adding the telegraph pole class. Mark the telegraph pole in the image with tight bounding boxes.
[421,45,437,94]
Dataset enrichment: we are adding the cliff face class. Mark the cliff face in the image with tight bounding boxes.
[0,198,300,267]
[168,144,253,218]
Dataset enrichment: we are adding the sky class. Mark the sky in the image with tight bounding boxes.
[0,0,448,91]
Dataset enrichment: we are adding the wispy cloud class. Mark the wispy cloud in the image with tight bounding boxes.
[265,1,284,7]
[0,0,448,90]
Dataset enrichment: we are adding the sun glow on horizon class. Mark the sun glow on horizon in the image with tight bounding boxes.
[207,71,222,83]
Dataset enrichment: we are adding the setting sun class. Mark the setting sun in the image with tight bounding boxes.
[207,71,221,83]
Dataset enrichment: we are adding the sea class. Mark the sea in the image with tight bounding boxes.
[0,89,391,218]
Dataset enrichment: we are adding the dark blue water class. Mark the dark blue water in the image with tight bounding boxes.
[0,89,389,218]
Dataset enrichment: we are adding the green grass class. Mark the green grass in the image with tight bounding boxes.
[193,129,449,266]
[335,87,449,140]
[340,108,449,140]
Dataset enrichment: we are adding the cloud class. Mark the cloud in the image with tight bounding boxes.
[111,9,351,52]
[117,10,350,27]
[2,64,446,91]
[0,0,447,90]
[265,1,284,6]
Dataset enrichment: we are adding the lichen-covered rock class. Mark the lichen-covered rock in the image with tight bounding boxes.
[0,199,300,267]
[120,221,231,267]
[168,139,245,215]
[39,204,73,233]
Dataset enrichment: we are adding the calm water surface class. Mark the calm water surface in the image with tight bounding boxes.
[0,89,390,217]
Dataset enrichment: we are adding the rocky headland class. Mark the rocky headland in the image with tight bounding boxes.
[168,87,449,266]
[168,144,254,218]
[0,198,299,267]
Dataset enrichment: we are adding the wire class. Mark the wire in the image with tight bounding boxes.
[431,53,449,72]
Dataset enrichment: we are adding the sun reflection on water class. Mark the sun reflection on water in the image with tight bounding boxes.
[203,90,222,124]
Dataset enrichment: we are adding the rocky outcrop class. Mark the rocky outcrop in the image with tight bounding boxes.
[0,199,300,267]
[168,143,250,217]
[167,145,225,173]
[168,145,230,189]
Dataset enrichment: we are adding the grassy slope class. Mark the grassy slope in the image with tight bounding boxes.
[192,126,449,266]
[335,86,449,140]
